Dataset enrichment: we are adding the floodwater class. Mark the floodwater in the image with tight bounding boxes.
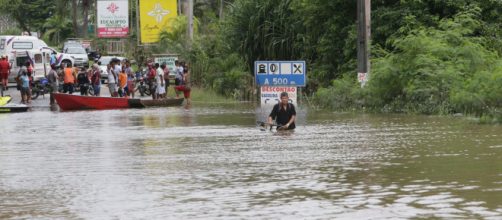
[0,102,501,219]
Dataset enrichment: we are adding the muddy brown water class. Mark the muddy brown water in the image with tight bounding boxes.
[0,101,501,219]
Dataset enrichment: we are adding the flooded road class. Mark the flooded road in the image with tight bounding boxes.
[0,103,501,219]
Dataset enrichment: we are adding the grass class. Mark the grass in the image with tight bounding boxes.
[188,87,239,103]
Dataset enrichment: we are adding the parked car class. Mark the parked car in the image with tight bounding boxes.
[64,46,89,68]
[62,40,82,52]
[97,56,125,83]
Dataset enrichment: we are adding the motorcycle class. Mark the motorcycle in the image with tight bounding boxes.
[136,70,150,97]
[31,78,51,100]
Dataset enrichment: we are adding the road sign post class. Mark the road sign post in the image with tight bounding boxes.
[255,61,306,87]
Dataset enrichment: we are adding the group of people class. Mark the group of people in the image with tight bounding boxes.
[138,59,191,103]
[1,53,296,130]
[53,58,192,104]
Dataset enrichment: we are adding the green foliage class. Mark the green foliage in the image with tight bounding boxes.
[315,8,501,120]
[313,76,364,111]
[225,0,304,70]
[41,15,73,45]
[0,0,55,34]
[0,27,22,35]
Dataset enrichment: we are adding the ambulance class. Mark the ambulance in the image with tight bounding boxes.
[0,35,74,82]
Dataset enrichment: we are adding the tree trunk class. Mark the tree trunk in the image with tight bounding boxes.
[72,0,79,37]
[219,0,224,20]
[82,0,90,38]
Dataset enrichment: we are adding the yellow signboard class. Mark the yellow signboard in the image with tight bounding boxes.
[139,0,178,44]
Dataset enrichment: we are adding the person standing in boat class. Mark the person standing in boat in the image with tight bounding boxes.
[267,92,296,130]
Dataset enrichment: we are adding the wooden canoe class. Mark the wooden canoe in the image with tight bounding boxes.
[139,98,184,107]
[54,93,184,111]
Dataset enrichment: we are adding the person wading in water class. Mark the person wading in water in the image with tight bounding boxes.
[267,92,296,130]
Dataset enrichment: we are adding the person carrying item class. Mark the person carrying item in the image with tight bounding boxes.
[267,92,296,130]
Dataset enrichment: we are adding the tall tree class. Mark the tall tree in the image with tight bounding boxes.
[72,0,78,36]
[0,0,55,36]
[82,0,91,38]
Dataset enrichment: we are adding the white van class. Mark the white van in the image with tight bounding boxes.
[0,35,74,82]
[7,50,50,83]
[0,35,46,55]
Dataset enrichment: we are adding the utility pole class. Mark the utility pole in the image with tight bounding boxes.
[357,0,370,87]
[188,0,194,41]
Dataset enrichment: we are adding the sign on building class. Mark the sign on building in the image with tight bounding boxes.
[139,0,178,44]
[260,86,297,106]
[255,61,306,87]
[154,56,178,73]
[97,0,129,38]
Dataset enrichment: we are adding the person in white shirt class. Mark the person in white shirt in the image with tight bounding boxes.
[155,63,165,99]
[107,62,117,97]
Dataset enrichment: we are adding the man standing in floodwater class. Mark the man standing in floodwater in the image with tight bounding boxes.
[267,92,296,130]
[0,55,10,92]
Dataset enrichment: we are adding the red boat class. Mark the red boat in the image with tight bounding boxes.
[54,93,184,111]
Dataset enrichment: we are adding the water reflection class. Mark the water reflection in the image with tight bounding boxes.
[0,106,501,219]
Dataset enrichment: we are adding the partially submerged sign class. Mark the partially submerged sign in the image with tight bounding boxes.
[260,86,297,106]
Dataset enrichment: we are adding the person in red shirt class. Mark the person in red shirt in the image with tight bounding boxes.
[0,55,11,91]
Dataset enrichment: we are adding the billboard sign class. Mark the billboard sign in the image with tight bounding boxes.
[139,0,178,44]
[97,0,129,38]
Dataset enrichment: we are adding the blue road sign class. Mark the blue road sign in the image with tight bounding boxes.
[255,61,306,87]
